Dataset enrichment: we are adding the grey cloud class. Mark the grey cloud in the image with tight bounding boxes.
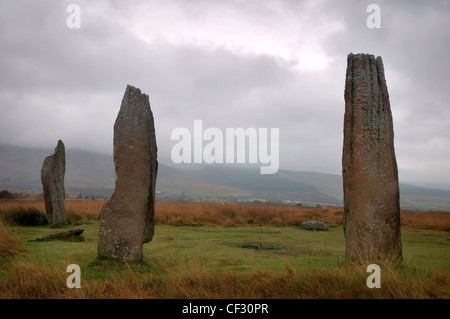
[0,0,449,188]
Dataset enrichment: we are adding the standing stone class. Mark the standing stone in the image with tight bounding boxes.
[98,85,158,262]
[342,53,402,260]
[41,140,66,225]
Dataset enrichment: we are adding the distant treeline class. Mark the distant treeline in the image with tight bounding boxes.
[0,190,22,199]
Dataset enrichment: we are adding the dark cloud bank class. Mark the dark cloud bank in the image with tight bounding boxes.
[0,0,449,189]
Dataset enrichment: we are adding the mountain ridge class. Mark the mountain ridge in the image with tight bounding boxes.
[1,144,449,211]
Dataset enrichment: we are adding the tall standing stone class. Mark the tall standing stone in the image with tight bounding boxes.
[342,53,402,260]
[98,85,158,262]
[41,140,66,225]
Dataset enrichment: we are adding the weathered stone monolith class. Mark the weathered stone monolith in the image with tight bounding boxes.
[342,53,402,260]
[97,85,158,262]
[41,140,66,225]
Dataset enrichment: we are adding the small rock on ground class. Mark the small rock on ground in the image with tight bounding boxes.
[301,220,328,231]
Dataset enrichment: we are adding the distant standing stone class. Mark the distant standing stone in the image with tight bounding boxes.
[41,140,66,225]
[342,53,402,260]
[301,220,328,231]
[97,85,158,262]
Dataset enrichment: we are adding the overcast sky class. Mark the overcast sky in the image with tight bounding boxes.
[1,0,449,189]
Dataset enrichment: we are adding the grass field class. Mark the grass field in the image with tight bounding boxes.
[0,199,449,299]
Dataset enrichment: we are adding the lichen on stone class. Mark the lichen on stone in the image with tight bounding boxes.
[342,53,402,260]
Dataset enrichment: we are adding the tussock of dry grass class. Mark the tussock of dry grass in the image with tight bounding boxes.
[0,221,22,258]
[0,260,67,298]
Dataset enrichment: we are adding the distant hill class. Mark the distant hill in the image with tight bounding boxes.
[0,144,115,192]
[1,144,449,211]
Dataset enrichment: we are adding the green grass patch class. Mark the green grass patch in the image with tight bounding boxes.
[31,235,85,242]
[11,222,448,274]
[239,241,285,251]
[50,221,69,228]
[1,221,449,298]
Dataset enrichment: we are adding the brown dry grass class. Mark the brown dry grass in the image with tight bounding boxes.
[158,202,450,231]
[401,210,450,231]
[0,221,22,258]
[0,199,448,299]
[0,259,447,299]
[155,202,344,227]
[1,198,449,231]
[0,198,104,223]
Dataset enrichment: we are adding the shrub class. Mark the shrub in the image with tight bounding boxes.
[0,190,16,199]
[1,207,48,226]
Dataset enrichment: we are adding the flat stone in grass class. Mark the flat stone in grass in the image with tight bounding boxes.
[33,224,86,242]
[301,220,328,231]
[49,224,86,238]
